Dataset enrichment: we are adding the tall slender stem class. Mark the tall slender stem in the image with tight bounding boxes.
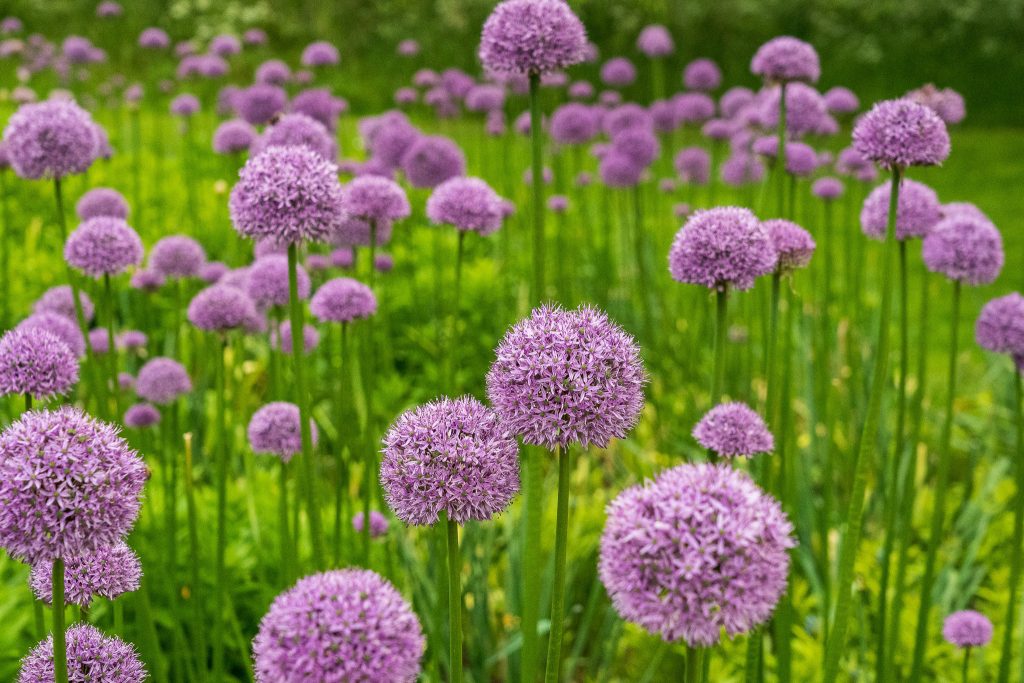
[529,72,546,303]
[448,231,466,392]
[212,336,228,680]
[52,559,68,683]
[103,273,121,417]
[279,461,292,581]
[998,367,1024,683]
[446,515,463,683]
[711,288,728,405]
[776,83,787,217]
[184,433,206,682]
[520,448,543,683]
[962,647,971,683]
[544,445,571,682]
[333,324,348,566]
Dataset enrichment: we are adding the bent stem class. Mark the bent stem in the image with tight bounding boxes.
[528,72,546,303]
[446,515,464,683]
[52,559,68,683]
[544,445,571,682]
[998,367,1024,683]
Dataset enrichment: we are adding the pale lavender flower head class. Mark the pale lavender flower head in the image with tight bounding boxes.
[169,94,200,117]
[693,402,774,457]
[674,147,711,185]
[64,217,144,278]
[291,88,345,132]
[34,285,94,323]
[212,119,256,155]
[117,372,135,391]
[548,195,569,213]
[600,57,637,87]
[599,463,795,646]
[600,153,645,188]
[367,115,420,169]
[860,178,941,241]
[341,175,411,223]
[487,305,646,450]
[0,328,79,400]
[30,540,140,607]
[479,0,587,76]
[922,215,1003,286]
[683,58,722,91]
[124,403,160,428]
[273,321,319,354]
[135,357,191,404]
[76,187,128,220]
[765,219,816,272]
[852,99,950,170]
[247,255,310,309]
[441,68,475,99]
[942,610,993,648]
[17,312,85,357]
[199,261,229,284]
[649,100,680,134]
[138,27,170,49]
[248,401,316,462]
[251,113,336,162]
[230,145,344,245]
[394,87,418,106]
[381,396,520,525]
[824,86,859,114]
[636,25,674,58]
[255,59,290,85]
[188,284,258,331]
[758,83,829,138]
[0,407,146,564]
[426,176,504,235]
[750,36,820,83]
[906,84,966,125]
[310,278,377,324]
[353,511,388,537]
[234,84,287,125]
[96,2,123,18]
[243,29,267,46]
[3,99,98,179]
[397,39,420,57]
[812,177,844,200]
[400,135,466,188]
[150,234,206,278]
[130,269,164,292]
[209,34,241,57]
[669,207,777,291]
[18,623,146,682]
[703,118,736,141]
[976,293,1024,355]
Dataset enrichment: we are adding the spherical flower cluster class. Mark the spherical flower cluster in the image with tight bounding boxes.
[976,293,1024,355]
[272,321,319,354]
[852,99,950,170]
[17,312,85,357]
[331,214,393,247]
[150,234,206,278]
[763,219,815,272]
[301,41,339,67]
[0,406,147,564]
[30,540,141,606]
[3,99,99,179]
[636,24,674,58]
[139,27,170,49]
[187,285,258,332]
[230,146,344,245]
[720,87,755,117]
[291,88,345,131]
[465,84,506,112]
[89,329,111,355]
[64,217,143,278]
[611,127,660,167]
[750,36,820,83]
[824,86,859,114]
[130,269,165,292]
[341,175,411,223]
[124,403,160,428]
[785,141,823,176]
[255,59,290,85]
[671,93,715,125]
[487,305,646,450]
[757,83,829,138]
[251,113,337,162]
[550,103,600,145]
[683,58,722,91]
[426,176,504,235]
[400,135,466,188]
[248,402,316,462]
[693,402,774,457]
[479,0,587,76]
[199,261,229,284]
[247,255,311,309]
[310,278,377,325]
[135,357,191,405]
[600,57,637,87]
[18,623,146,682]
[0,326,77,401]
[253,569,424,683]
[669,207,777,291]
[353,511,389,538]
[170,94,200,117]
[243,29,267,46]
[234,84,288,125]
[922,215,1004,286]
[599,463,795,646]
[942,610,993,648]
[599,153,644,188]
[548,195,569,213]
[906,84,966,125]
[674,147,711,185]
[212,119,257,155]
[34,285,94,323]
[860,179,942,241]
[649,100,680,134]
[76,187,128,220]
[603,103,652,137]
[812,177,844,200]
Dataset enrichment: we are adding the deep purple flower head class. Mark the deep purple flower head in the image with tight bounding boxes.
[3,99,98,179]
[231,146,344,245]
[852,99,950,170]
[18,623,146,682]
[169,94,200,117]
[465,84,506,112]
[130,269,164,292]
[34,285,94,323]
[0,328,79,400]
[76,187,128,220]
[824,86,859,114]
[599,463,795,646]
[479,0,587,76]
[17,312,85,358]
[860,178,941,241]
[600,57,637,87]
[310,278,377,324]
[149,234,206,278]
[234,84,288,125]
[692,402,774,458]
[248,401,317,462]
[922,215,1003,286]
[135,357,191,404]
[976,293,1024,355]
[291,88,345,132]
[341,175,411,224]
[64,217,143,278]
[674,147,711,185]
[487,305,646,450]
[906,84,966,125]
[669,207,777,291]
[353,511,388,537]
[273,321,319,354]
[139,27,170,49]
[942,610,993,648]
[188,284,258,331]
[812,177,844,200]
[600,153,645,188]
[251,113,337,162]
[209,34,241,57]
[683,58,722,91]
[426,176,504,235]
[400,135,466,188]
[212,119,256,155]
[765,219,816,272]
[247,255,310,309]
[381,396,520,525]
[0,407,146,564]
[750,36,820,83]
[636,25,674,57]
[124,403,160,428]
[255,58,290,85]
[30,540,141,606]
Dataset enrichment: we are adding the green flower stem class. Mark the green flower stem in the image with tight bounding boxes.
[183,434,207,682]
[711,287,728,406]
[686,646,704,683]
[776,83,787,217]
[962,647,971,683]
[544,445,571,682]
[212,335,228,681]
[447,231,466,392]
[447,515,464,683]
[998,365,1024,683]
[529,72,546,303]
[1,170,10,329]
[103,273,121,418]
[520,448,543,683]
[279,460,293,581]
[332,323,349,566]
[53,559,68,683]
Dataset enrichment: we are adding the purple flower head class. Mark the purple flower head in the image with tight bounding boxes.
[251,113,336,162]
[130,269,164,292]
[243,29,267,46]
[757,83,829,138]
[702,118,736,141]
[212,119,256,155]
[30,540,140,607]
[169,94,200,117]
[255,59,290,85]
[751,36,820,83]
[330,248,354,269]
[693,402,774,458]
[922,215,1003,286]
[569,80,594,99]
[0,407,146,564]
[367,115,420,170]
[943,202,990,223]
[942,610,993,648]
[88,329,110,355]
[669,207,777,291]
[397,39,419,56]
[291,88,345,132]
[62,36,99,64]
[548,195,569,213]
[3,99,98,179]
[611,127,660,168]
[465,84,506,112]
[674,147,711,185]
[310,278,377,324]
[230,146,344,246]
[674,202,692,219]
[124,403,160,428]
[34,285,94,323]
[784,141,818,177]
[247,255,310,309]
[602,103,652,137]
[234,84,287,125]
[374,253,394,272]
[852,99,950,170]
[18,623,146,682]
[600,57,637,87]
[0,328,79,400]
[96,2,123,18]
[352,511,388,537]
[441,68,475,98]
[906,84,966,125]
[116,330,146,351]
[76,187,128,220]
[765,219,816,272]
[976,293,1024,355]
[272,321,319,354]
[248,401,317,462]
[812,177,844,200]
[479,0,587,76]
[824,86,859,114]
[683,58,722,91]
[17,312,85,358]
[135,357,191,405]
[400,135,466,188]
[721,86,755,117]
[341,175,411,224]
[198,261,228,285]
[487,305,646,450]
[649,100,681,134]
[637,24,674,58]
[331,214,393,248]
[188,284,258,332]
[600,463,795,646]
[600,153,645,188]
[381,396,520,525]
[394,87,418,106]
[64,217,143,278]
[149,234,206,278]
[860,178,941,241]
[209,34,241,57]
[139,27,169,49]
[426,176,504,235]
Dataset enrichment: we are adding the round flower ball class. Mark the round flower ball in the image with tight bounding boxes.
[135,357,191,405]
[76,187,128,220]
[353,511,389,538]
[340,175,411,224]
[199,261,229,284]
[479,0,587,76]
[0,327,79,401]
[860,178,942,241]
[248,401,317,462]
[381,396,520,526]
[765,219,815,272]
[18,623,146,682]
[331,214,393,247]
[487,305,646,450]
[124,403,161,429]
[426,176,504,235]
[637,24,674,58]
[3,99,99,180]
[272,321,319,355]
[922,215,1004,287]
[17,312,85,358]
[683,58,722,91]
[976,293,1024,355]
[600,463,795,646]
[30,540,141,607]
[212,119,257,155]
[301,41,339,68]
[230,145,344,245]
[942,610,993,649]
[693,402,774,458]
[234,84,288,125]
[669,207,777,291]
[0,406,147,565]
[149,234,206,278]
[34,285,95,324]
[247,255,311,309]
[188,284,258,332]
[64,217,143,278]
[250,113,337,162]
[852,99,950,170]
[400,135,466,189]
[310,278,377,324]
[600,57,637,87]
[812,177,844,200]
[750,36,820,84]
[253,569,425,683]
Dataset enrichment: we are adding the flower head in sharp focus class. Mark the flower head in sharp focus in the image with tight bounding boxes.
[29,540,141,607]
[750,36,820,84]
[859,178,941,241]
[187,285,259,332]
[34,285,95,323]
[764,219,815,272]
[479,0,587,76]
[17,312,85,358]
[64,217,143,278]
[310,278,377,324]
[247,255,310,309]
[135,357,191,405]
[149,235,206,278]
[253,569,424,683]
[852,99,950,170]
[693,402,774,458]
[18,623,146,682]
[340,175,411,224]
[248,402,317,463]
[0,326,79,401]
[486,304,646,450]
[942,610,993,649]
[76,187,128,220]
[381,396,520,526]
[922,214,1004,287]
[2,99,99,180]
[0,406,147,565]
[669,207,777,291]
[426,176,505,235]
[976,293,1024,356]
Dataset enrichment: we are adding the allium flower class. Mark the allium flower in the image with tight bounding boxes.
[764,219,816,272]
[169,94,200,117]
[750,36,820,83]
[599,463,795,646]
[247,255,310,309]
[636,25,674,58]
[548,195,569,213]
[2,99,98,179]
[209,34,240,57]
[149,234,206,278]
[331,214,393,247]
[310,278,377,323]
[0,328,79,400]
[683,58,722,91]
[17,312,85,357]
[674,147,711,185]
[669,207,777,291]
[135,357,191,404]
[248,401,317,462]
[199,261,229,284]
[860,178,942,241]
[906,84,966,125]
[341,175,411,223]
[273,321,320,354]
[824,86,859,114]
[76,187,128,220]
[30,540,141,606]
[243,29,267,46]
[139,27,170,49]
[64,217,143,278]
[942,610,993,648]
[230,145,344,245]
[253,569,424,682]
[124,403,160,428]
[251,113,337,162]
[130,269,164,292]
[649,100,680,134]
[465,84,506,112]
[487,305,646,450]
[330,248,354,269]
[479,0,587,76]
[89,329,110,355]
[374,253,394,272]
[426,176,504,235]
[111,331,145,352]
[812,177,844,200]
[255,59,291,85]
[234,84,288,125]
[353,511,388,537]
[922,215,1004,286]
[852,99,950,170]
[784,141,818,177]
[34,285,94,323]
[757,83,829,138]
[611,127,660,168]
[300,41,339,68]
[18,623,146,682]
[291,88,345,132]
[400,135,466,188]
[600,57,637,87]
[693,402,774,457]
[212,119,256,154]
[0,407,146,564]
[976,293,1024,355]
[188,285,258,332]
[600,153,644,188]
[381,396,520,525]
[720,87,755,117]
